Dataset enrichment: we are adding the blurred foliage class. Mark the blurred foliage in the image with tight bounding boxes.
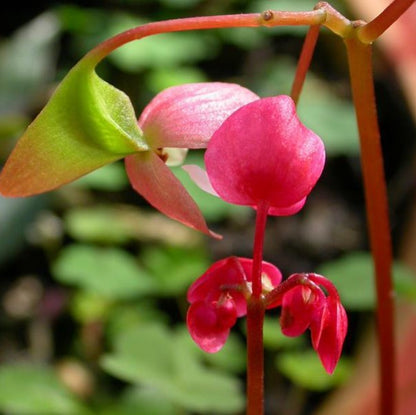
[1,1,415,415]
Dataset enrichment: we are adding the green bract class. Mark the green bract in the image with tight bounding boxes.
[0,59,147,196]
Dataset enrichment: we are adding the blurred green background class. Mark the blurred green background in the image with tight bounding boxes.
[1,1,416,414]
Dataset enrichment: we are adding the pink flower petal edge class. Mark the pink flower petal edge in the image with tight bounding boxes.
[139,82,259,150]
[125,151,220,238]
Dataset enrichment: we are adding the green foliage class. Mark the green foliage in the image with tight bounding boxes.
[52,244,156,300]
[64,206,136,245]
[98,387,179,415]
[0,365,91,415]
[263,316,304,350]
[108,15,217,72]
[72,162,129,191]
[101,322,245,413]
[276,351,352,391]
[317,251,416,310]
[0,12,60,114]
[140,244,209,295]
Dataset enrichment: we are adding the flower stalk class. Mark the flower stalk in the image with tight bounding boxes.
[345,35,395,415]
[247,202,269,415]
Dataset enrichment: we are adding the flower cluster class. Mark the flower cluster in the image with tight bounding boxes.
[187,257,281,353]
[187,259,347,374]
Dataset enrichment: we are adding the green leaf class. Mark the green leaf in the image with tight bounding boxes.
[0,56,147,197]
[317,251,416,310]
[263,316,304,350]
[69,291,113,323]
[101,323,245,413]
[98,387,179,415]
[276,351,352,391]
[64,205,135,245]
[146,67,207,94]
[198,332,246,374]
[298,91,359,156]
[0,365,91,415]
[64,204,202,246]
[52,244,156,300]
[140,245,210,296]
[72,162,129,191]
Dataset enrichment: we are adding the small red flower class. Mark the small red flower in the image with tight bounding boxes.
[279,273,348,374]
[186,257,281,352]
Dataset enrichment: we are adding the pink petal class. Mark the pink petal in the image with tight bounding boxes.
[238,257,282,287]
[280,286,323,337]
[187,300,235,353]
[187,257,247,316]
[182,164,219,197]
[267,198,306,216]
[125,151,219,238]
[205,95,325,212]
[313,297,348,374]
[138,82,259,149]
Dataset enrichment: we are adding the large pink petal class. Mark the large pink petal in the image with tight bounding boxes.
[125,151,218,238]
[205,96,325,212]
[138,82,259,149]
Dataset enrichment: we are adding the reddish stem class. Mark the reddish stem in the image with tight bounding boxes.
[291,24,321,105]
[82,11,325,66]
[246,202,269,415]
[345,36,395,415]
[358,0,415,43]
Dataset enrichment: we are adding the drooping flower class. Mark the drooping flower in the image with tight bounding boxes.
[186,256,282,352]
[187,262,347,373]
[0,81,258,236]
[184,95,325,216]
[278,273,348,374]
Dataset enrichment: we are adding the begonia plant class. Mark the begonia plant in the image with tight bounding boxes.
[0,1,414,414]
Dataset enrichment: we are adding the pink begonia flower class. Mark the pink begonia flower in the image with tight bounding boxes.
[125,82,259,237]
[0,82,258,237]
[279,273,348,374]
[185,95,325,216]
[187,257,282,352]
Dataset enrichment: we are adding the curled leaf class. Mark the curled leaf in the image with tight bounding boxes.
[0,59,148,197]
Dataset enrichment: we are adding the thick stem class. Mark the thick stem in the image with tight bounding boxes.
[345,37,395,415]
[246,202,269,415]
[357,0,415,43]
[291,24,321,105]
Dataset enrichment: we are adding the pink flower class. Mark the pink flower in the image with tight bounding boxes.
[185,95,325,215]
[105,82,260,237]
[279,273,348,374]
[187,257,281,352]
[0,82,258,237]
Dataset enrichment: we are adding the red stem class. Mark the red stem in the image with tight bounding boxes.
[82,11,325,66]
[345,37,395,415]
[358,0,415,43]
[246,202,269,415]
[291,24,321,105]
